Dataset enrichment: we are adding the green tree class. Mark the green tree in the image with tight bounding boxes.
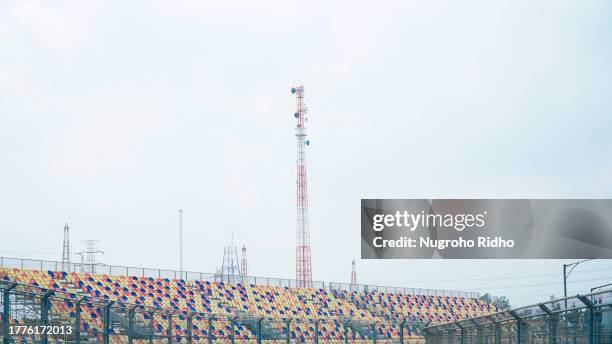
[479,294,511,311]
[493,296,511,310]
[479,293,492,303]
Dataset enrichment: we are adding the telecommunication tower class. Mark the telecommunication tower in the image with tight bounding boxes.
[351,259,357,285]
[61,223,71,272]
[291,85,312,288]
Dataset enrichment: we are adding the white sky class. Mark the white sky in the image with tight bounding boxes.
[1,0,611,308]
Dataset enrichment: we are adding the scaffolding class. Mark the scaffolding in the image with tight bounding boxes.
[425,290,612,344]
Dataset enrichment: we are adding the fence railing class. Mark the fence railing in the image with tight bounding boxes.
[0,281,427,344]
[425,289,612,344]
[328,282,480,298]
[0,256,479,298]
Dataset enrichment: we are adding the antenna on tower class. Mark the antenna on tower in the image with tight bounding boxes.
[241,245,248,283]
[82,240,104,273]
[292,85,313,288]
[61,223,71,272]
[351,259,357,286]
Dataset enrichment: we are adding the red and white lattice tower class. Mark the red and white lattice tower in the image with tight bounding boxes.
[292,85,312,288]
[351,259,357,285]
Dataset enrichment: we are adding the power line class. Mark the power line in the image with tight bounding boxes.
[374,266,612,285]
[481,276,612,291]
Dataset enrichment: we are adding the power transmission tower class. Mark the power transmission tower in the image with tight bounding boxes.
[82,240,103,273]
[219,236,240,284]
[291,85,312,288]
[61,223,71,272]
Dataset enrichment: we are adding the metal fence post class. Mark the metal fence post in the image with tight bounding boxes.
[128,306,136,344]
[494,322,502,344]
[3,284,16,344]
[471,320,481,344]
[230,317,236,344]
[41,290,54,344]
[286,318,292,344]
[208,315,216,344]
[187,315,193,344]
[539,303,556,344]
[76,297,86,344]
[550,314,558,344]
[257,317,263,344]
[148,312,154,344]
[343,319,351,344]
[167,313,172,344]
[315,319,320,344]
[400,318,407,344]
[103,301,115,344]
[510,310,522,344]
[372,321,378,344]
[577,295,595,344]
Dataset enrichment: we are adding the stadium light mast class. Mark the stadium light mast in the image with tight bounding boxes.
[61,223,71,272]
[351,259,357,285]
[292,85,312,288]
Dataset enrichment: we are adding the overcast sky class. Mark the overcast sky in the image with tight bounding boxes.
[1,0,611,308]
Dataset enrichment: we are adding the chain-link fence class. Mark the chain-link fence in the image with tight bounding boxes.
[425,290,612,344]
[0,281,427,344]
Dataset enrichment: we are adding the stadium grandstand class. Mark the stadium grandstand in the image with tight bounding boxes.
[0,256,493,344]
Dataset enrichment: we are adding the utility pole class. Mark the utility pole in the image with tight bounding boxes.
[563,259,593,309]
[563,259,593,298]
[179,209,184,280]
